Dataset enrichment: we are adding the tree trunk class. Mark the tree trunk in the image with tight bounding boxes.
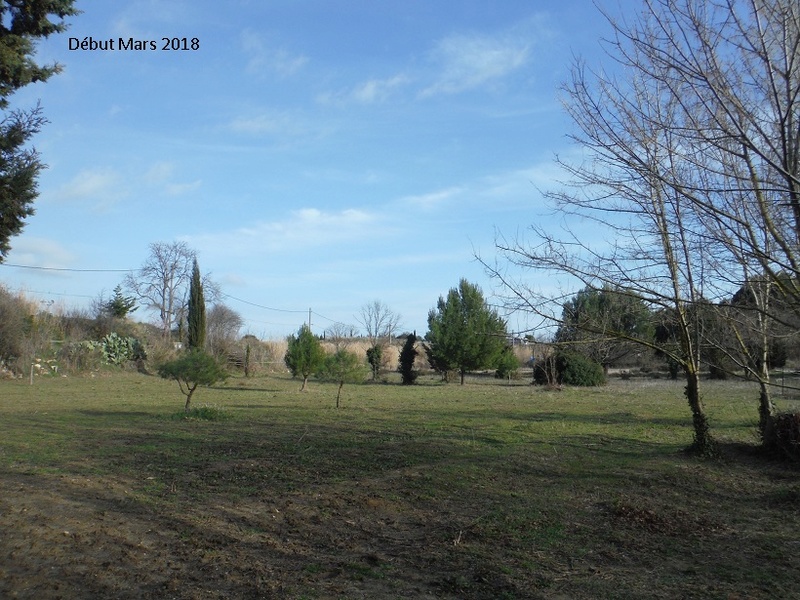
[336,382,343,408]
[460,369,466,385]
[683,368,713,455]
[184,384,197,413]
[300,376,308,391]
[759,384,776,447]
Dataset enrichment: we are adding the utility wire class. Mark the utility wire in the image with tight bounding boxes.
[0,263,134,273]
[221,293,308,314]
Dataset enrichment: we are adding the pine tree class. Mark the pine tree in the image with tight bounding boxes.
[284,324,325,391]
[0,1,78,259]
[186,259,206,350]
[425,279,508,385]
[104,285,137,319]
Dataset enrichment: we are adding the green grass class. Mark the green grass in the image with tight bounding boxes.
[1,371,798,599]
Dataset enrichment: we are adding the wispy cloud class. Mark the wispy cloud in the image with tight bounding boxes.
[187,207,387,258]
[112,0,189,39]
[421,31,530,96]
[318,74,411,105]
[400,186,465,211]
[143,162,202,195]
[7,237,77,272]
[240,29,308,76]
[228,111,325,140]
[56,168,127,211]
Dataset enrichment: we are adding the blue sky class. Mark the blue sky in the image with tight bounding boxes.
[1,0,629,339]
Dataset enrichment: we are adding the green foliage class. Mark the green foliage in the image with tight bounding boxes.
[0,1,78,259]
[558,352,605,386]
[398,334,419,385]
[98,332,145,366]
[186,259,206,350]
[104,285,137,318]
[157,350,227,412]
[284,324,325,390]
[316,349,368,408]
[425,279,508,384]
[365,344,383,380]
[533,352,605,387]
[494,346,520,380]
[0,285,28,365]
[58,340,103,372]
[555,285,653,371]
[770,412,800,461]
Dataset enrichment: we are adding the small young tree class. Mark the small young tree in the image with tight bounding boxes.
[398,333,419,385]
[494,345,520,380]
[157,350,227,413]
[284,324,325,391]
[365,344,383,381]
[104,285,138,319]
[317,349,369,408]
[186,259,206,350]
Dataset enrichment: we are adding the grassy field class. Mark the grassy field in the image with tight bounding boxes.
[1,371,799,599]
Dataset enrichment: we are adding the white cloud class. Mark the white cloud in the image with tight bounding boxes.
[240,29,308,76]
[400,186,464,211]
[144,162,174,184]
[421,32,530,96]
[56,168,127,211]
[165,180,203,196]
[319,74,411,105]
[187,207,385,258]
[6,237,77,272]
[229,111,319,139]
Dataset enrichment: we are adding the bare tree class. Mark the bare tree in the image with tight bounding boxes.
[324,321,357,352]
[125,241,221,340]
[356,300,402,380]
[356,300,401,346]
[487,0,800,452]
[206,303,243,358]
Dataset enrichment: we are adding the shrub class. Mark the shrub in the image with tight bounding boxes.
[495,346,520,380]
[58,341,103,373]
[771,412,800,461]
[533,352,605,386]
[366,344,383,380]
[99,332,143,366]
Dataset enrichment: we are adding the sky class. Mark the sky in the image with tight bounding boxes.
[1,0,632,339]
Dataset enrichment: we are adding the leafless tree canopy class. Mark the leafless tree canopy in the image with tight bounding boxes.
[125,241,221,339]
[487,0,800,451]
[356,300,401,347]
[206,303,244,356]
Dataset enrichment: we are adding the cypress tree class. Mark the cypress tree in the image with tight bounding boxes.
[187,259,206,350]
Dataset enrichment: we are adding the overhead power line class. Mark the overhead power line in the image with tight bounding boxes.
[221,293,308,314]
[0,263,134,273]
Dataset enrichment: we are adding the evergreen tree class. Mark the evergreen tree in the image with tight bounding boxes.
[104,284,137,319]
[284,324,325,391]
[425,279,508,384]
[186,259,206,350]
[158,350,227,413]
[317,349,368,408]
[0,1,78,259]
[398,333,419,385]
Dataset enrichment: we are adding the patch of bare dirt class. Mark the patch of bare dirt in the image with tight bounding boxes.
[0,468,542,599]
